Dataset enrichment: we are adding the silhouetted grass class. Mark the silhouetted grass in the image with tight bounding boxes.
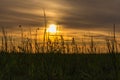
[0,53,120,80]
[0,25,120,80]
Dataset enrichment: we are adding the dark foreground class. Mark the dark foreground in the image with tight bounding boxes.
[0,53,120,80]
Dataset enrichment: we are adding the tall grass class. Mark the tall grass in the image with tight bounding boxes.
[0,24,120,54]
[1,27,8,52]
[0,25,120,80]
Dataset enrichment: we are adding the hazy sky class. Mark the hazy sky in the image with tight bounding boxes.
[0,0,120,31]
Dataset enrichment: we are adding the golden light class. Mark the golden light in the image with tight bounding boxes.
[47,24,57,33]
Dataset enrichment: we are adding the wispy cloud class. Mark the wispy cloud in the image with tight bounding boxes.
[0,0,120,31]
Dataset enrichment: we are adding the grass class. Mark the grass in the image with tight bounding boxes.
[1,25,119,54]
[0,25,119,80]
[0,53,120,80]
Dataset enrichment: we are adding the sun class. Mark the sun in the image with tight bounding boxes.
[47,24,57,33]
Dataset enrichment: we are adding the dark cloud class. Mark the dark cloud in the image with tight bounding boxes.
[0,0,120,31]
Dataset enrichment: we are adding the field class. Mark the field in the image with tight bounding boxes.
[0,53,120,80]
[0,0,120,80]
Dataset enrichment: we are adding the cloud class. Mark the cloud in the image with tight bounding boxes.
[0,0,120,31]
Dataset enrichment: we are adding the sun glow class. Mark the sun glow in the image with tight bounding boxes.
[47,24,57,33]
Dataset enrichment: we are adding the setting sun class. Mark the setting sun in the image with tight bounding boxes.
[47,24,57,33]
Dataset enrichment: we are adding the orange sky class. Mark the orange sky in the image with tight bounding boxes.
[0,0,120,53]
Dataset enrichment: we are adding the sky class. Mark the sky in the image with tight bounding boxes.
[1,0,120,31]
[1,0,120,53]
